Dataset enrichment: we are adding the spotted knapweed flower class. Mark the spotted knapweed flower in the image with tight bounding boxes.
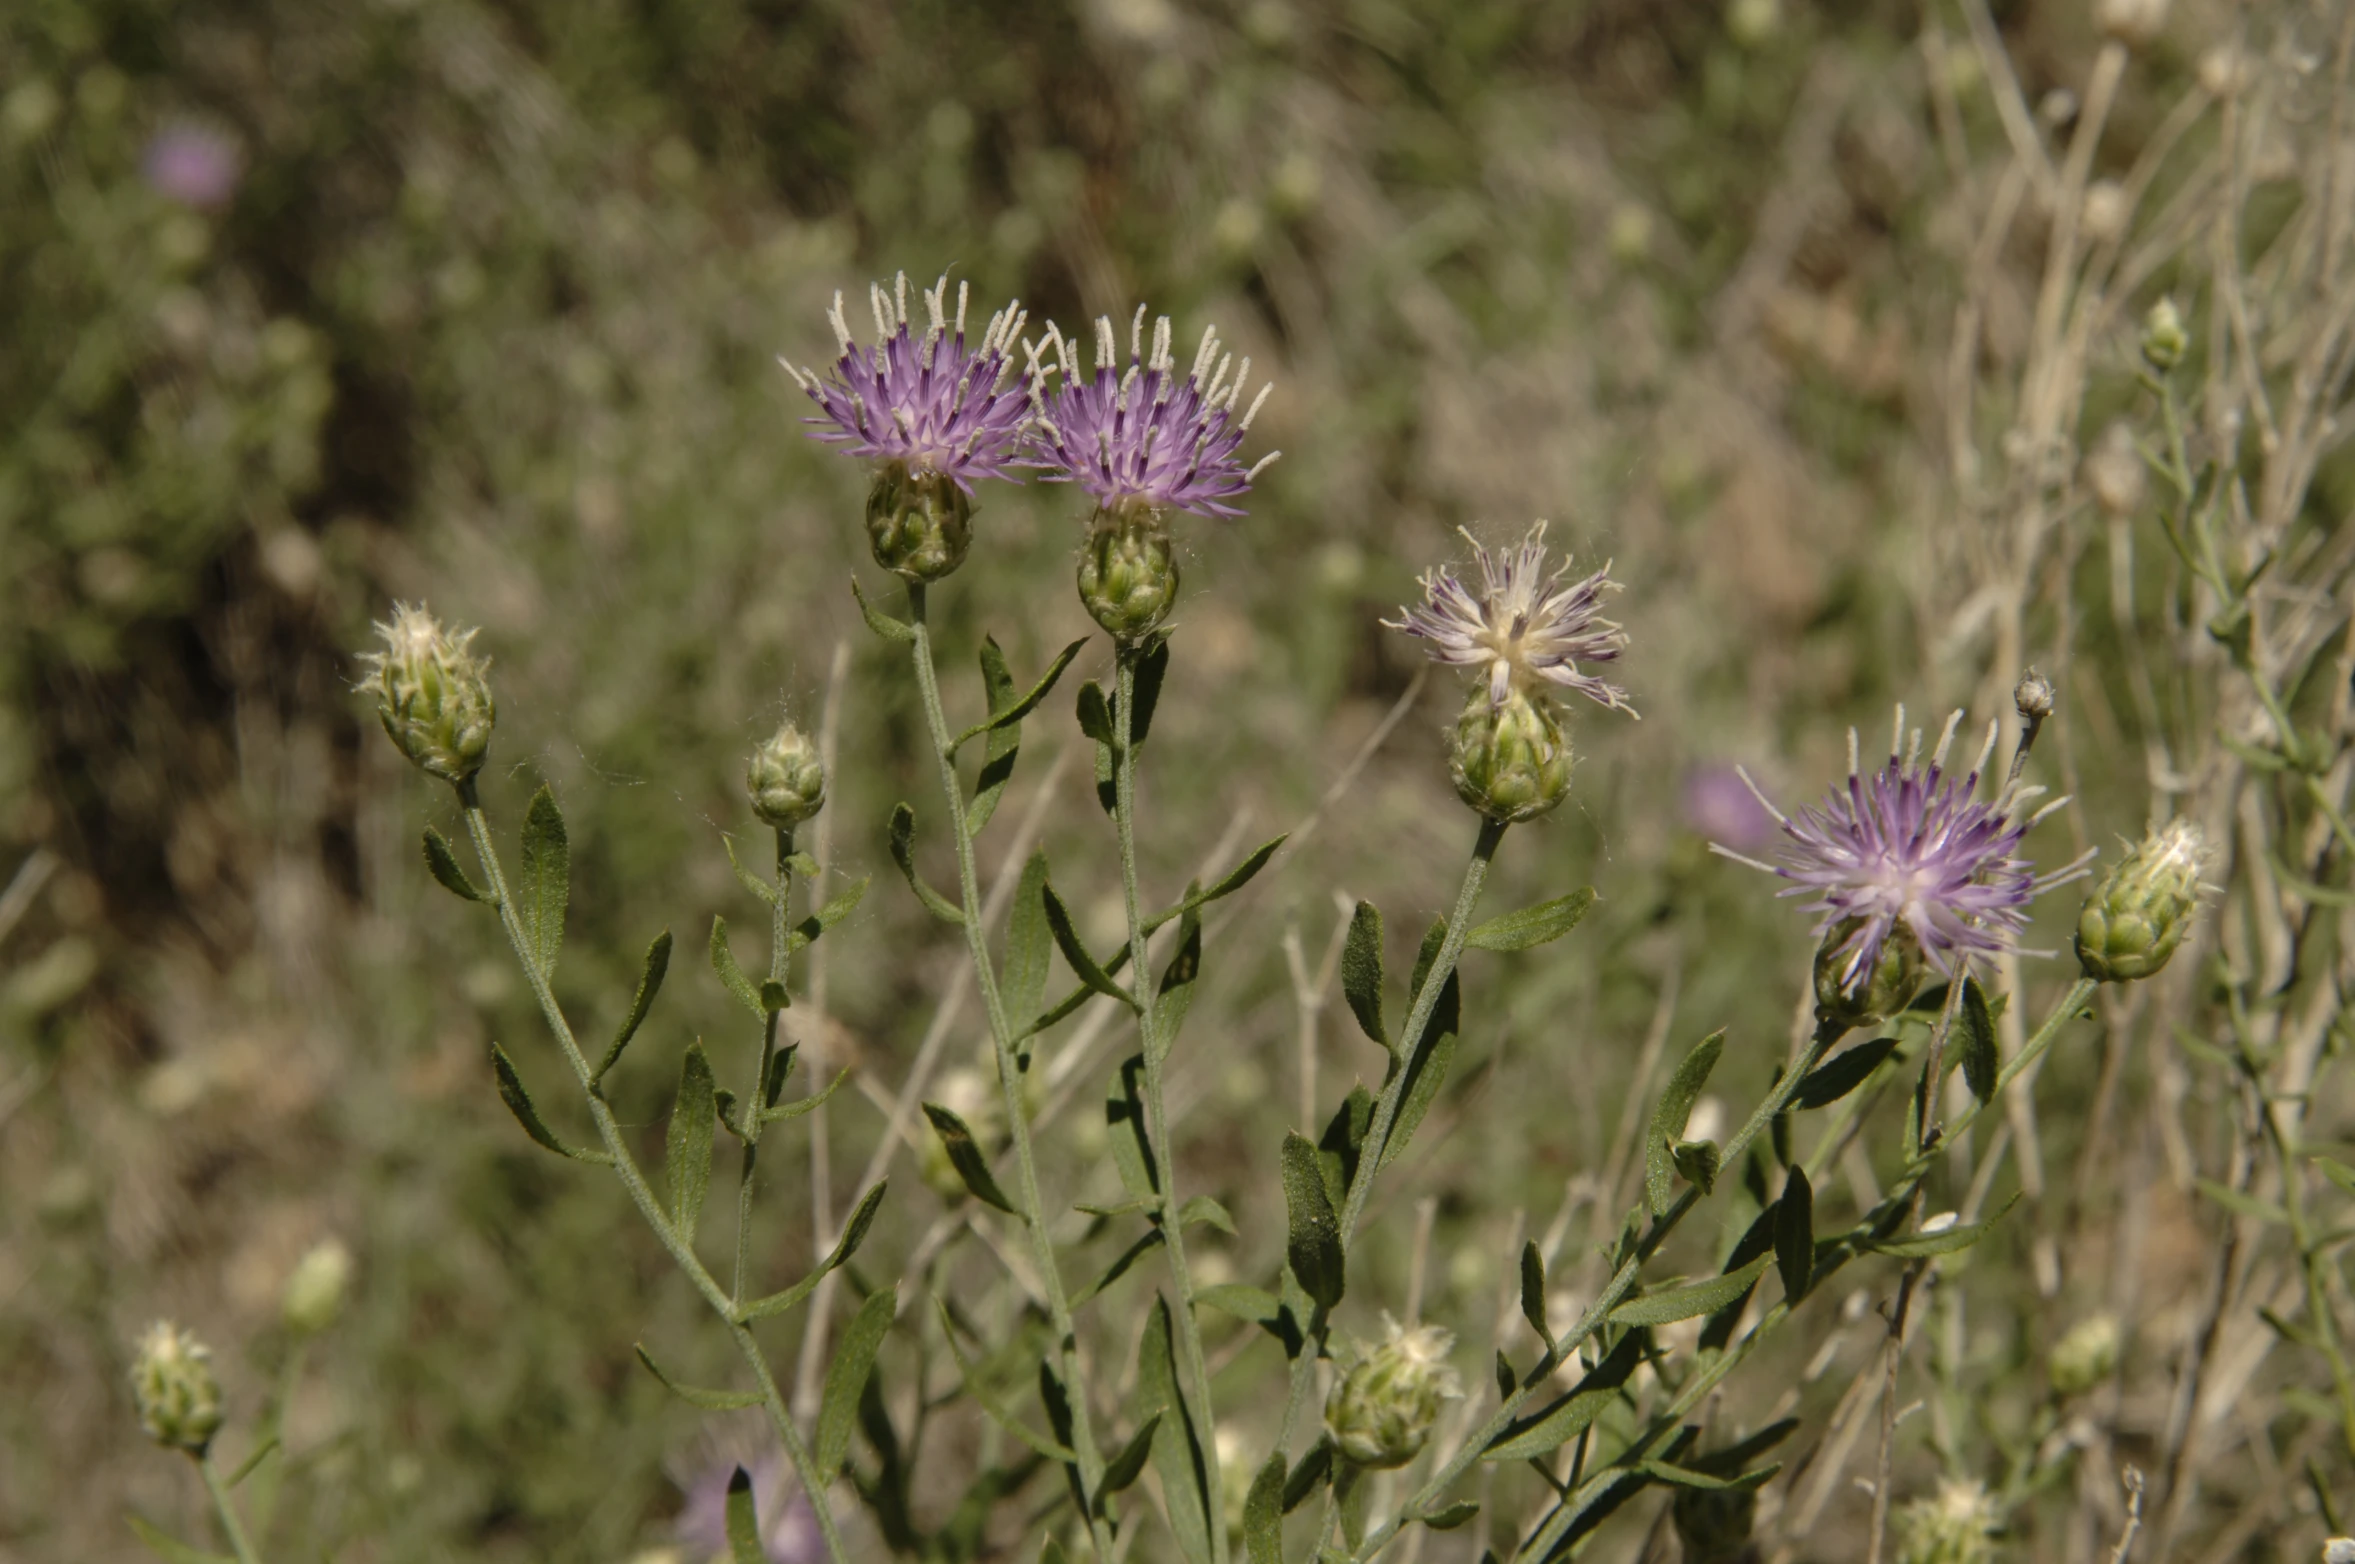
[1383,524,1634,714]
[782,273,1032,581]
[1715,708,2093,992]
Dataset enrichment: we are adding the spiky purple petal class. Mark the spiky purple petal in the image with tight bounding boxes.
[1384,525,1635,713]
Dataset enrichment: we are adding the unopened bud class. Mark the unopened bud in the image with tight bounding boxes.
[866,460,972,582]
[2141,298,2188,374]
[1815,921,1926,1028]
[2014,668,2055,723]
[2096,0,2167,47]
[131,1321,224,1454]
[1896,1479,2000,1564]
[747,721,826,831]
[363,603,495,784]
[2077,820,2206,982]
[1448,687,1572,823]
[1672,1481,1759,1564]
[1077,500,1181,643]
[2048,1312,2120,1397]
[1324,1318,1460,1469]
[282,1238,353,1336]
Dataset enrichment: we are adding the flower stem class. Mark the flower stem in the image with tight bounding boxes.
[1113,645,1229,1564]
[904,585,1116,1560]
[455,785,851,1564]
[732,827,794,1307]
[197,1452,265,1564]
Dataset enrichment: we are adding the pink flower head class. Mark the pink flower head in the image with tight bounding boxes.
[1384,524,1634,713]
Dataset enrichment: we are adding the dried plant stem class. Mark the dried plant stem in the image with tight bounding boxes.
[197,1451,265,1564]
[1864,1258,1926,1564]
[454,788,851,1564]
[904,585,1115,1559]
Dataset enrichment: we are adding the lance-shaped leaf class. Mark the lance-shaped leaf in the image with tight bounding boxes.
[1284,1437,1333,1512]
[708,917,763,1018]
[593,930,672,1085]
[1647,1031,1725,1215]
[1155,901,1203,1062]
[966,638,1024,836]
[1137,1295,1214,1564]
[850,575,916,642]
[1382,983,1458,1170]
[1776,1165,1815,1302]
[817,1284,896,1474]
[1002,852,1053,1030]
[1195,1283,1283,1327]
[1634,1460,1781,1492]
[1125,637,1171,745]
[1959,977,2000,1104]
[1521,1241,1552,1346]
[762,1066,851,1125]
[1671,1139,1721,1197]
[1244,1451,1286,1564]
[1178,1195,1236,1234]
[1073,1228,1166,1309]
[1281,1132,1345,1310]
[422,826,489,902]
[1043,880,1136,1009]
[1610,1255,1773,1326]
[955,635,1090,746]
[668,1042,718,1240]
[1076,680,1119,750]
[1463,888,1596,952]
[722,832,780,907]
[933,1297,1076,1464]
[924,1102,1020,1213]
[1793,1037,1899,1109]
[725,1468,765,1564]
[788,877,870,955]
[519,785,569,974]
[888,804,967,925]
[1098,1412,1163,1505]
[1423,1501,1480,1531]
[1143,835,1289,933]
[1482,1329,1646,1461]
[1106,1053,1159,1202]
[741,1181,890,1321]
[636,1343,761,1409]
[491,1043,611,1163]
[127,1515,235,1564]
[1865,1194,2023,1257]
[1340,900,1387,1048]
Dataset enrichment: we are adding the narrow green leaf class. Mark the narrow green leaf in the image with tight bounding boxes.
[1647,1030,1725,1215]
[1958,978,1999,1105]
[725,1468,765,1564]
[1281,1132,1345,1310]
[708,916,763,1018]
[1633,1460,1780,1493]
[924,1102,1020,1213]
[788,877,871,955]
[1482,1330,1645,1461]
[1126,638,1171,746]
[1283,1437,1333,1512]
[593,930,672,1086]
[1073,1228,1166,1308]
[1495,1349,1516,1404]
[1671,1139,1721,1196]
[888,804,967,924]
[1244,1452,1286,1564]
[763,1045,797,1108]
[1156,901,1203,1061]
[1076,680,1118,750]
[1793,1038,1899,1109]
[1145,835,1289,932]
[817,1284,896,1474]
[127,1516,235,1564]
[1099,1412,1162,1500]
[1463,889,1597,952]
[966,639,1023,835]
[1178,1194,1237,1234]
[932,1297,1076,1464]
[668,1042,717,1240]
[1340,900,1387,1048]
[421,826,489,902]
[1043,880,1136,1009]
[1002,852,1053,1028]
[1864,1194,2024,1258]
[1422,1501,1480,1530]
[635,1343,761,1408]
[722,832,781,906]
[965,635,1089,738]
[759,979,789,1014]
[1106,1054,1158,1201]
[850,576,915,642]
[491,1043,611,1163]
[762,1067,852,1125]
[1776,1165,1815,1302]
[2314,1156,2355,1198]
[1610,1255,1772,1326]
[1195,1283,1282,1325]
[1520,1241,1550,1343]
[2196,1179,2292,1226]
[224,1435,281,1487]
[519,785,570,975]
[1137,1295,1213,1564]
[739,1181,889,1321]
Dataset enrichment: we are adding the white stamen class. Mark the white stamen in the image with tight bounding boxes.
[1240,382,1272,431]
[1191,325,1219,385]
[1150,314,1171,372]
[868,283,892,343]
[1931,710,1964,770]
[1709,844,1786,874]
[1094,315,1118,370]
[894,271,910,327]
[1847,728,1861,779]
[922,276,947,333]
[1130,304,1148,360]
[1890,705,1906,762]
[826,292,853,355]
[955,281,970,338]
[1247,450,1281,478]
[2027,794,2072,827]
[1735,764,1792,825]
[1969,720,2000,781]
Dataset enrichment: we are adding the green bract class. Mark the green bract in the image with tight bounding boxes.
[1448,687,1572,823]
[2076,820,2205,982]
[1077,499,1181,643]
[1325,1320,1460,1469]
[365,603,496,784]
[866,459,973,582]
[131,1321,223,1455]
[746,720,826,830]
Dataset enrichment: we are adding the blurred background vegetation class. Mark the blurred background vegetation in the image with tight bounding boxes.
[3,0,2344,1559]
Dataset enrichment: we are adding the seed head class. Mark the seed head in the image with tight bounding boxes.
[1324,1318,1461,1469]
[2076,819,2207,983]
[1896,1479,2000,1564]
[361,603,496,784]
[1385,524,1635,713]
[747,721,826,832]
[131,1321,224,1454]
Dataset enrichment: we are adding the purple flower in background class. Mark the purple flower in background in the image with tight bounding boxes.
[1028,308,1277,517]
[1683,764,1776,852]
[1713,708,2092,986]
[141,125,241,209]
[672,1446,823,1564]
[1384,525,1635,713]
[782,273,1033,491]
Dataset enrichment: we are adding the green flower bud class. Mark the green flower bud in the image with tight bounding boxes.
[1077,500,1181,643]
[363,603,495,784]
[1324,1319,1460,1470]
[1815,919,1927,1028]
[131,1321,224,1454]
[1448,687,1572,823]
[1672,1481,1759,1564]
[2048,1312,2120,1398]
[2076,820,2206,983]
[1896,1480,1999,1564]
[2141,298,2187,374]
[747,720,826,831]
[282,1238,353,1336]
[866,460,972,582]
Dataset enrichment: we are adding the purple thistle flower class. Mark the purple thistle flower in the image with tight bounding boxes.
[1028,307,1278,518]
[1383,524,1636,713]
[1714,708,2094,987]
[141,125,242,209]
[781,273,1032,491]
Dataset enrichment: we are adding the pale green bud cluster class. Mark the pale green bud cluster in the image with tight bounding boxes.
[866,460,973,582]
[1672,1482,1759,1564]
[1077,499,1181,643]
[282,1238,354,1336]
[131,1321,224,1454]
[1448,687,1572,823]
[747,720,827,831]
[1324,1318,1460,1469]
[1895,1479,2000,1564]
[1815,920,1927,1028]
[364,603,496,784]
[2076,819,2205,983]
[2048,1312,2120,1398]
[2141,298,2188,374]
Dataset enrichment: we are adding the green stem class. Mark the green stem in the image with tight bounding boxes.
[197,1452,265,1564]
[1113,647,1230,1564]
[904,585,1116,1560]
[455,788,852,1564]
[733,828,794,1307]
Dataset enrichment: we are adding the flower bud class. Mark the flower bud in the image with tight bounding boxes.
[2140,298,2188,374]
[2013,668,2055,724]
[2048,1312,2120,1397]
[747,720,826,831]
[1896,1479,1999,1564]
[282,1238,353,1336]
[1324,1319,1460,1470]
[2076,820,2206,983]
[2096,0,2167,48]
[131,1321,224,1454]
[1448,687,1572,823]
[1815,920,1927,1028]
[1077,500,1181,643]
[364,603,495,784]
[866,460,972,582]
[1672,1481,1759,1564]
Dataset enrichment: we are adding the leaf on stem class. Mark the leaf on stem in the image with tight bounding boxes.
[1155,901,1203,1062]
[1098,1413,1163,1505]
[519,785,570,975]
[126,1516,235,1564]
[1076,680,1119,751]
[932,1297,1077,1463]
[1243,1452,1286,1564]
[1043,880,1136,1009]
[1281,1132,1345,1310]
[762,1066,851,1125]
[1863,1193,2024,1258]
[1776,1165,1815,1302]
[593,930,672,1086]
[1340,900,1387,1049]
[1670,1139,1721,1197]
[1143,835,1288,932]
[1481,1328,1646,1461]
[2195,1180,2291,1226]
[850,576,916,642]
[707,917,763,1019]
[816,1284,897,1474]
[667,1041,717,1240]
[1001,852,1053,1031]
[635,1344,761,1409]
[1959,978,1999,1104]
[490,1043,612,1163]
[1634,1460,1780,1493]
[422,826,489,902]
[1177,1194,1236,1234]
[1194,1283,1283,1327]
[721,833,780,907]
[1646,1030,1725,1215]
[1382,1023,1457,1171]
[958,635,1090,745]
[1073,1228,1167,1309]
[888,804,967,925]
[1125,637,1171,746]
[1136,1295,1214,1564]
[964,638,1024,835]
[1792,1037,1899,1109]
[788,877,871,955]
[1423,1501,1480,1530]
[1520,1241,1552,1346]
[724,1468,765,1564]
[1610,1255,1772,1326]
[739,1180,889,1321]
[1463,889,1597,952]
[1283,1437,1333,1512]
[923,1102,1020,1213]
[1106,1054,1158,1202]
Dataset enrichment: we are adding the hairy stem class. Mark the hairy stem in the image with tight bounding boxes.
[733,828,794,1306]
[197,1452,265,1564]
